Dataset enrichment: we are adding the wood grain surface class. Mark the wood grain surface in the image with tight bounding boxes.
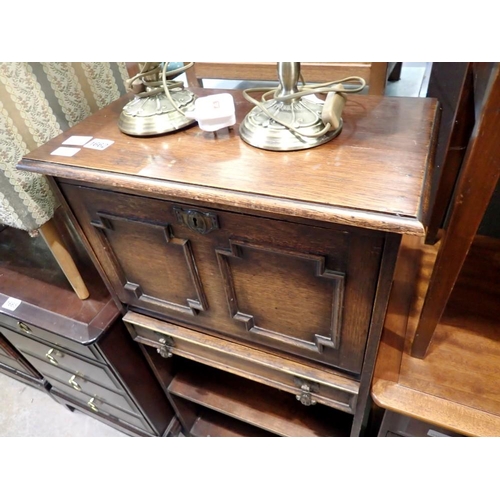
[372,234,500,436]
[19,89,438,235]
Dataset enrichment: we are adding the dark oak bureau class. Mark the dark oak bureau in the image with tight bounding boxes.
[19,88,438,437]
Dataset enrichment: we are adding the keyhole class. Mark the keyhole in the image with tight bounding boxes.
[192,217,198,227]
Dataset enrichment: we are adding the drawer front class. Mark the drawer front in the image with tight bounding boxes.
[0,313,102,362]
[49,381,151,433]
[50,388,152,436]
[63,184,384,374]
[22,351,137,414]
[125,312,359,414]
[0,327,121,392]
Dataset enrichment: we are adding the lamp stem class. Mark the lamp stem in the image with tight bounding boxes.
[276,62,300,100]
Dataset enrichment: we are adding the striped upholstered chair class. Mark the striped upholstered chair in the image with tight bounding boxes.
[0,62,131,298]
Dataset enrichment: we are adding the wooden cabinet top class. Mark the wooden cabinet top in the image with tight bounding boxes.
[19,89,439,235]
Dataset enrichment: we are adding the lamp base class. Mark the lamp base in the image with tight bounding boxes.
[239,97,342,151]
[118,88,196,137]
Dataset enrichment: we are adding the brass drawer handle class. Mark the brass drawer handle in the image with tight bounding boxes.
[69,375,82,391]
[294,379,319,406]
[157,336,174,358]
[45,348,61,365]
[87,397,99,413]
[17,321,32,334]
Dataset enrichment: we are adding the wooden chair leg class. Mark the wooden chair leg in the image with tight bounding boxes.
[388,62,403,82]
[38,219,90,300]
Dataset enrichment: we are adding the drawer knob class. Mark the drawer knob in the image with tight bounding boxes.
[17,322,32,334]
[87,397,99,413]
[157,336,174,358]
[45,348,61,366]
[295,382,318,407]
[69,375,82,391]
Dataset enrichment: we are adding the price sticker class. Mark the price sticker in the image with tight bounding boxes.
[83,139,114,151]
[2,297,21,311]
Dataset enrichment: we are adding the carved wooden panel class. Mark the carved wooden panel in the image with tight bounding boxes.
[90,212,207,316]
[62,183,384,374]
[217,240,345,354]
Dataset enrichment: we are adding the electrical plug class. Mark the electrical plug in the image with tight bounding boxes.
[185,93,236,132]
[321,84,346,130]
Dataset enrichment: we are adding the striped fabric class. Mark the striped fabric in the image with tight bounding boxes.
[0,62,129,232]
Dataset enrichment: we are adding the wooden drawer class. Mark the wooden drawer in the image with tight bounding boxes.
[21,351,137,415]
[48,377,151,433]
[0,313,102,362]
[0,327,121,392]
[62,184,384,374]
[125,311,359,415]
[49,388,152,436]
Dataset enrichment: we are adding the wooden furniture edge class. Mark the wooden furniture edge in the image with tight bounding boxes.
[0,291,117,344]
[373,234,424,385]
[18,160,427,236]
[372,379,500,437]
[417,102,441,230]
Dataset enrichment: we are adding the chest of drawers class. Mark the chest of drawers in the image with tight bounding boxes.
[19,88,438,436]
[0,224,175,436]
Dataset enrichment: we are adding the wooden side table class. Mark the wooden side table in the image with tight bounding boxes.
[18,88,438,436]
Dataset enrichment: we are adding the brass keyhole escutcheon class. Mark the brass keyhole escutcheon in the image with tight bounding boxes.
[173,207,219,235]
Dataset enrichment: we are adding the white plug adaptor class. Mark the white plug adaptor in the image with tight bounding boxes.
[185,93,236,132]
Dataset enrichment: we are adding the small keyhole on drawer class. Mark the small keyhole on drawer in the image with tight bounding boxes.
[192,217,198,227]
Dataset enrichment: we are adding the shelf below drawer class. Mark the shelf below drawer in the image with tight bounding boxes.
[190,409,275,437]
[168,364,352,437]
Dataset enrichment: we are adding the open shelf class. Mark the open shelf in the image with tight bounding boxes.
[190,408,275,437]
[373,234,500,436]
[168,363,353,437]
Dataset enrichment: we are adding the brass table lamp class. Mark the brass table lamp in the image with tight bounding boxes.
[118,62,196,136]
[240,62,366,151]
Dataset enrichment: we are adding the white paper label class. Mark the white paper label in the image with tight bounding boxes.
[2,297,21,311]
[83,139,114,151]
[62,135,93,146]
[50,146,81,157]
